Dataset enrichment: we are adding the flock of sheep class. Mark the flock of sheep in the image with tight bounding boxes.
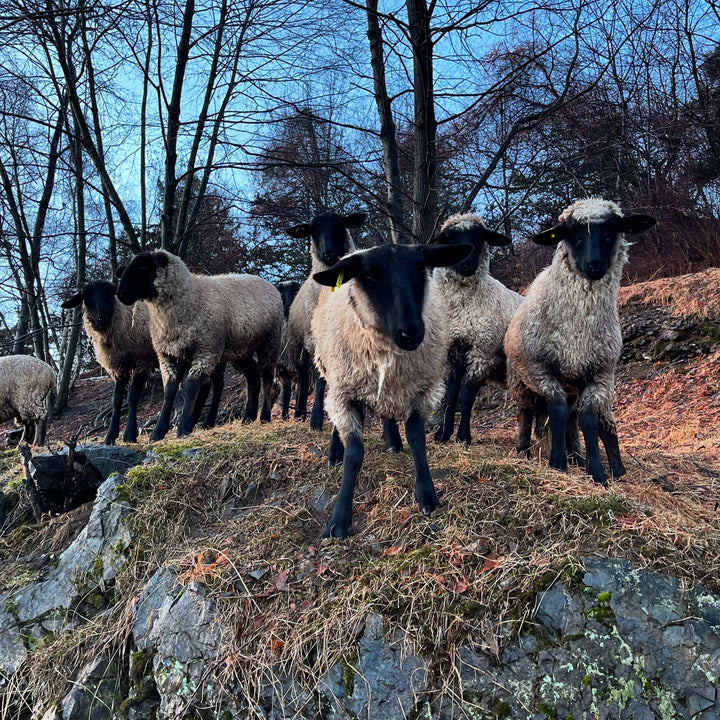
[1,198,656,539]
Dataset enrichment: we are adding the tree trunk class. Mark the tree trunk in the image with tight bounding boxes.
[406,0,437,244]
[366,0,408,244]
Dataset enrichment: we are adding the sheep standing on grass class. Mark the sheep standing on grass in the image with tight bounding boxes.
[0,355,56,444]
[431,213,521,444]
[285,212,366,429]
[311,241,473,539]
[61,281,158,444]
[504,198,655,485]
[275,280,302,421]
[116,250,283,441]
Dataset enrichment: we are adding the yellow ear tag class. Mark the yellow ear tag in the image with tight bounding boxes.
[331,270,344,292]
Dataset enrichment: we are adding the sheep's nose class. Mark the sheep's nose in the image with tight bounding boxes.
[397,327,424,351]
[322,252,338,265]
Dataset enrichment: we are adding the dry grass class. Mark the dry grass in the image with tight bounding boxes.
[3,267,720,716]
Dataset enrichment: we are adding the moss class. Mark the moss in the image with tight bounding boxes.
[493,700,511,719]
[92,555,105,580]
[551,495,629,525]
[3,598,19,617]
[114,483,135,503]
[582,674,591,687]
[341,657,355,696]
[120,649,158,719]
[5,523,39,545]
[537,701,557,719]
[585,591,615,625]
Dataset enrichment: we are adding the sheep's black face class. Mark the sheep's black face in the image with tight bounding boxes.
[81,282,117,331]
[430,226,511,277]
[276,280,302,317]
[533,213,656,281]
[287,212,366,267]
[61,280,117,330]
[314,243,473,352]
[117,252,165,305]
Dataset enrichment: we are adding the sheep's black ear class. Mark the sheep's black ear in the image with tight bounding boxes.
[343,212,367,229]
[532,225,569,245]
[154,251,169,268]
[427,230,449,245]
[618,214,656,234]
[419,243,473,268]
[483,229,512,247]
[61,291,84,309]
[313,254,363,287]
[115,265,126,278]
[287,222,312,238]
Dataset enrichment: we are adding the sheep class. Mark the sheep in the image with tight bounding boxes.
[285,211,366,429]
[61,281,158,444]
[0,355,56,444]
[430,213,521,444]
[275,280,302,420]
[116,250,283,441]
[311,241,473,538]
[504,198,656,485]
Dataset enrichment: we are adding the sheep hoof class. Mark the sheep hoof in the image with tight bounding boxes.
[456,431,471,445]
[434,426,451,443]
[610,461,626,478]
[322,519,350,539]
[568,452,585,467]
[386,445,402,454]
[549,453,568,472]
[516,444,532,458]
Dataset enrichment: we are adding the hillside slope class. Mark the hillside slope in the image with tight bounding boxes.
[0,269,719,719]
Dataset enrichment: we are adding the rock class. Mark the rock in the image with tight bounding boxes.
[77,445,145,479]
[0,610,27,675]
[60,656,121,719]
[132,567,183,650]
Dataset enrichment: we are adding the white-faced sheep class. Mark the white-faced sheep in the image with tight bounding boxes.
[61,281,158,444]
[0,355,56,444]
[116,250,283,441]
[311,241,473,539]
[285,211,366,429]
[504,198,655,485]
[275,280,302,421]
[430,213,521,444]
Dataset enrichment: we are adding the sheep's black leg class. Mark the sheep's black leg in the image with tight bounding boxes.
[191,381,211,426]
[434,360,463,443]
[579,407,607,486]
[310,374,326,430]
[599,414,625,478]
[548,399,569,471]
[152,365,183,441]
[406,409,440,514]
[203,363,226,429]
[34,417,47,446]
[123,373,147,443]
[178,377,203,437]
[328,426,344,466]
[105,375,129,445]
[566,395,584,466]
[534,396,549,442]
[238,357,261,423]
[294,350,311,420]
[279,369,292,421]
[259,365,274,423]
[515,387,537,457]
[323,405,365,539]
[456,378,481,444]
[382,418,403,453]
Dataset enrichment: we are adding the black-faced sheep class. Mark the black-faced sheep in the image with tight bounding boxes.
[0,355,56,444]
[504,198,655,485]
[311,242,473,539]
[116,250,283,441]
[275,280,302,421]
[285,212,366,429]
[430,213,521,444]
[61,281,158,444]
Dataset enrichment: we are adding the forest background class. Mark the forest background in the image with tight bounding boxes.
[0,0,718,412]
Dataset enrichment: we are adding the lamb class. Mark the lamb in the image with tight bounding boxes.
[62,281,158,444]
[0,354,56,444]
[285,211,366,429]
[504,198,655,485]
[116,250,283,441]
[430,213,521,444]
[311,241,473,538]
[275,280,302,420]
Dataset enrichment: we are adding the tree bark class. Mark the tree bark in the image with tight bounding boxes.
[406,0,437,244]
[366,0,408,244]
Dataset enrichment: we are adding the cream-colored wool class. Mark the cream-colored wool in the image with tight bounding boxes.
[312,273,449,442]
[434,213,522,384]
[0,355,56,424]
[83,300,157,381]
[504,199,626,415]
[285,229,357,366]
[146,251,282,383]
